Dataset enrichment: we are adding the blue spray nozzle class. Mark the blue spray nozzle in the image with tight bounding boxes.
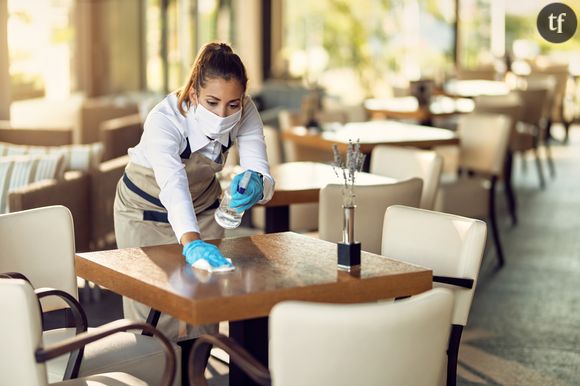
[237,171,253,194]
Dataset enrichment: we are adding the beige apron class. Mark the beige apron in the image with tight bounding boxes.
[113,139,230,341]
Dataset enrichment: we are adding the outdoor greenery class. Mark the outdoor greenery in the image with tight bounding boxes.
[283,0,455,103]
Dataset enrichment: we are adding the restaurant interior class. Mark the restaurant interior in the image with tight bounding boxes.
[0,0,579,385]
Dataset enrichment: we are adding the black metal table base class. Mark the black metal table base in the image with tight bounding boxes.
[265,206,289,233]
[229,317,269,386]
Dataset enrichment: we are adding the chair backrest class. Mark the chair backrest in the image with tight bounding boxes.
[523,74,557,116]
[0,128,72,146]
[263,125,284,165]
[473,93,522,123]
[318,178,422,254]
[473,93,523,149]
[0,279,48,386]
[529,64,569,120]
[99,113,143,161]
[90,156,129,249]
[370,146,443,210]
[456,113,511,176]
[381,205,487,326]
[79,99,139,144]
[514,87,549,127]
[0,205,78,311]
[269,288,453,386]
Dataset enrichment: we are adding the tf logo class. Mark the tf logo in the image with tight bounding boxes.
[537,2,577,43]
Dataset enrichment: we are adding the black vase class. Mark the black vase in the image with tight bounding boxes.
[337,205,361,270]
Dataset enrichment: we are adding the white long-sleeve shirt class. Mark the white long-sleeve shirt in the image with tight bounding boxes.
[128,93,274,240]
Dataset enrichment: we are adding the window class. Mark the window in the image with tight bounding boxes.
[457,0,493,69]
[281,0,455,105]
[506,0,580,61]
[7,0,75,100]
[145,0,235,93]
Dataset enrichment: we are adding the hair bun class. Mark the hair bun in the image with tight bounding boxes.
[217,42,233,53]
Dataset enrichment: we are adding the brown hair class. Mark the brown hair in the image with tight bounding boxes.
[176,42,248,116]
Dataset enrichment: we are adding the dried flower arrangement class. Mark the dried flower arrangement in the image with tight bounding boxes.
[331,140,366,208]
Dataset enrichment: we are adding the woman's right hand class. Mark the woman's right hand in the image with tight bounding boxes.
[182,240,233,268]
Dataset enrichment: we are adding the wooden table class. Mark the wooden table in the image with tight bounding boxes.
[364,95,474,125]
[75,232,432,386]
[261,162,396,233]
[281,120,459,164]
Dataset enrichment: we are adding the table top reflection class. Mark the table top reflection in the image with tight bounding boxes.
[364,95,474,119]
[75,232,432,326]
[443,79,510,98]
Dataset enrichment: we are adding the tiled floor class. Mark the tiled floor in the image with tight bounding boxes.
[82,124,580,386]
[455,124,580,386]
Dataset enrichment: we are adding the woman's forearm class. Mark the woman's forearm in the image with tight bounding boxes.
[180,231,201,246]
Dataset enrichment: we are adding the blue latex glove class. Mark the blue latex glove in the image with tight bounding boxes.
[230,170,264,213]
[183,240,233,268]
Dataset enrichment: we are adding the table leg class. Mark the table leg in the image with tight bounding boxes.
[420,116,434,127]
[265,206,290,233]
[362,153,371,173]
[503,150,517,226]
[229,317,269,386]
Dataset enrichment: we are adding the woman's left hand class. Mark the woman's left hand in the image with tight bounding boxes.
[229,170,264,212]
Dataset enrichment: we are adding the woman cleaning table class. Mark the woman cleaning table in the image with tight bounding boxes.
[113,41,275,342]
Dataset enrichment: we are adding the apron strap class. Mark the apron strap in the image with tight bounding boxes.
[180,138,192,159]
[123,173,164,207]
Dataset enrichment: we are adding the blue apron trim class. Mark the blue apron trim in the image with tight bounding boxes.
[142,200,218,224]
[180,138,192,159]
[122,173,164,208]
[206,199,220,210]
[143,211,169,223]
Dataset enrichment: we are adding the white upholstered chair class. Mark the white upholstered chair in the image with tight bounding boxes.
[189,288,453,386]
[0,206,180,384]
[0,278,176,386]
[381,205,487,386]
[370,145,443,210]
[528,63,573,143]
[514,87,553,184]
[434,113,511,267]
[473,92,523,225]
[318,178,422,254]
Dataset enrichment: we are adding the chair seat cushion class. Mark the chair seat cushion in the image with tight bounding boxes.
[53,371,147,386]
[43,327,180,385]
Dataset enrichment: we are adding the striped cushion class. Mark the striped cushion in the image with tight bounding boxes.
[8,156,37,191]
[35,153,66,181]
[0,153,65,214]
[0,142,103,172]
[5,144,27,156]
[0,161,13,213]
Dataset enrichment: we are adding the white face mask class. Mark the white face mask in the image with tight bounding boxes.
[193,103,242,139]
